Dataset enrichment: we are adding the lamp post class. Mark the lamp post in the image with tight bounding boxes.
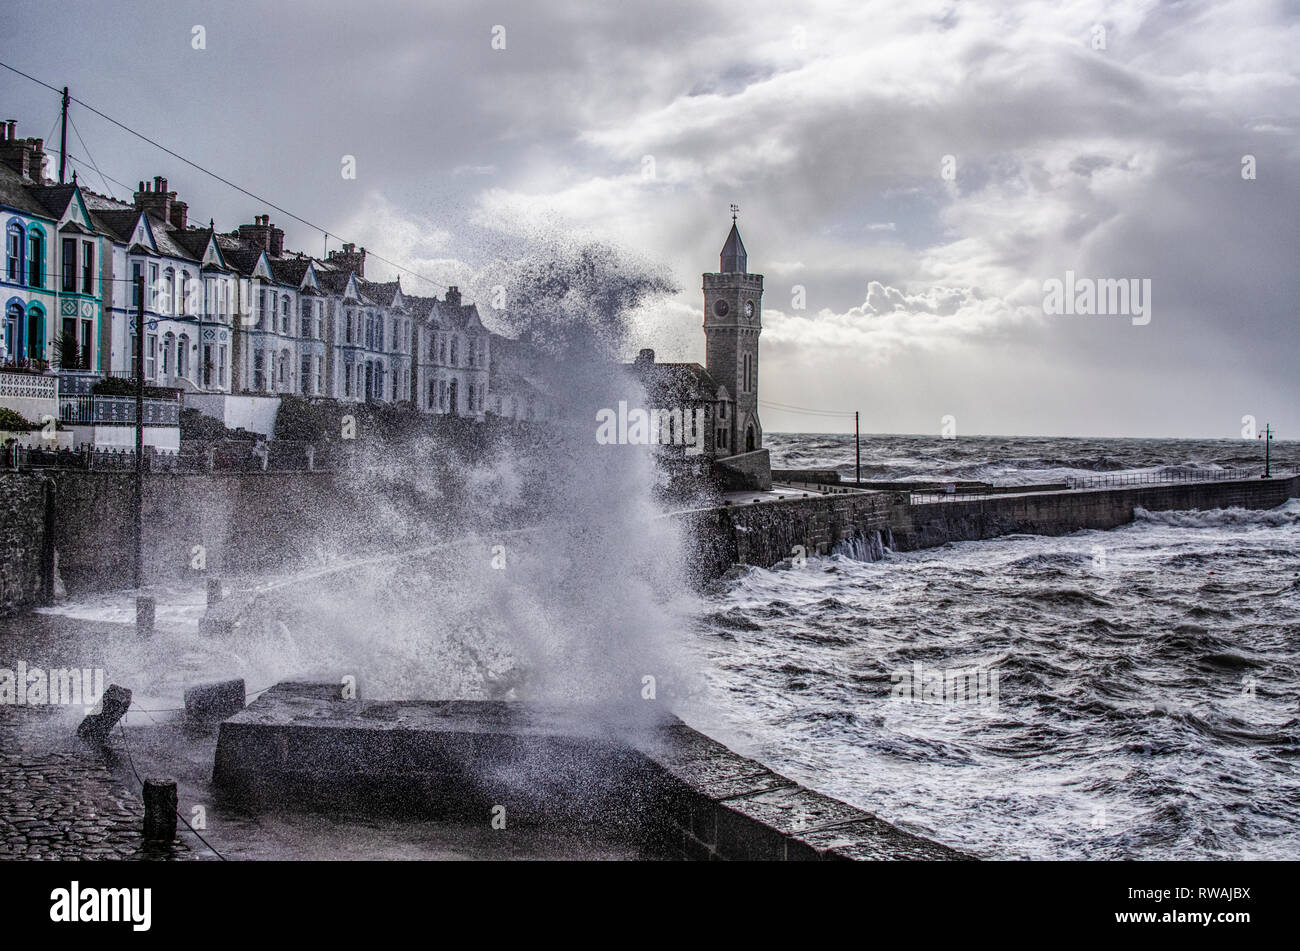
[1259,423,1273,479]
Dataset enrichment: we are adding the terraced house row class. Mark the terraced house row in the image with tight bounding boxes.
[0,119,548,441]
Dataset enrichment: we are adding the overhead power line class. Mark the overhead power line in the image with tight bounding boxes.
[760,399,857,417]
[0,59,451,292]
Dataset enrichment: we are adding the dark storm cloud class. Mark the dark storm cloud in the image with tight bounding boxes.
[1,0,1295,436]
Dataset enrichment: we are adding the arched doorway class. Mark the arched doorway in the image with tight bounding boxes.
[745,423,755,453]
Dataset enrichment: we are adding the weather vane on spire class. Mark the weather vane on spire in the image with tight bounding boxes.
[730,203,739,223]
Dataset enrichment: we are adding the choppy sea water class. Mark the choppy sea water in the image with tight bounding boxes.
[764,432,1298,485]
[682,434,1300,859]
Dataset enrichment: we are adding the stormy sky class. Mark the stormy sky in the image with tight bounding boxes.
[2,0,1296,438]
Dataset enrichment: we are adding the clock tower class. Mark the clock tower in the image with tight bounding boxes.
[703,209,763,456]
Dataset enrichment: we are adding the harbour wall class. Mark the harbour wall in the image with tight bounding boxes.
[680,474,1300,580]
[1,471,1296,608]
[0,469,467,606]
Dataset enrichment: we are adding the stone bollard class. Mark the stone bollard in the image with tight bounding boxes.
[136,597,155,637]
[142,779,178,843]
[77,684,132,744]
[184,679,245,729]
[206,578,223,607]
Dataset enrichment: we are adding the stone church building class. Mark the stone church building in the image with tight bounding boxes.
[628,216,772,490]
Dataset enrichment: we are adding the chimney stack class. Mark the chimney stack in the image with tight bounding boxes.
[169,199,188,230]
[326,242,366,278]
[236,215,280,254]
[445,286,462,307]
[0,123,46,183]
[134,175,177,224]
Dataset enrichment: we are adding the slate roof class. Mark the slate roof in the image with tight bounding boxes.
[314,269,354,296]
[0,165,60,221]
[404,294,438,320]
[360,279,400,306]
[627,359,720,404]
[169,227,221,263]
[720,222,747,273]
[88,208,144,243]
[269,256,314,287]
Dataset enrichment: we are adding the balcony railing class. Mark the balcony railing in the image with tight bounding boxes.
[59,395,180,427]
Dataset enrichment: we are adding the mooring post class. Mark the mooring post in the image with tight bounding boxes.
[136,596,155,637]
[206,577,223,606]
[77,683,132,744]
[142,779,178,843]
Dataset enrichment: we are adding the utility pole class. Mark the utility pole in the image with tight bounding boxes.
[855,410,861,484]
[58,87,69,184]
[1261,423,1273,479]
[134,274,145,588]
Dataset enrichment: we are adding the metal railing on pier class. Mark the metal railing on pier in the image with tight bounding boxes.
[909,467,1278,504]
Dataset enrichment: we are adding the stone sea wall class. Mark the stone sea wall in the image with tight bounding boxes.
[682,475,1300,579]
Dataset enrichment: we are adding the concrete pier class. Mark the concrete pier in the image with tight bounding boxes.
[213,682,969,861]
[680,473,1300,579]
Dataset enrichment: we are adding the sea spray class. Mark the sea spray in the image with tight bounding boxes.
[199,239,701,709]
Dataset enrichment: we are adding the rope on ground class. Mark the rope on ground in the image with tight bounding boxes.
[115,722,228,861]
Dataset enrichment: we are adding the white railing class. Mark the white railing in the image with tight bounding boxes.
[0,370,58,400]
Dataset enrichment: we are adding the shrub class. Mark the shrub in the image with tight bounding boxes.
[92,376,173,399]
[0,408,34,431]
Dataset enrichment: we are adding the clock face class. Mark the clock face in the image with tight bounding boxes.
[744,301,754,318]
[713,299,730,318]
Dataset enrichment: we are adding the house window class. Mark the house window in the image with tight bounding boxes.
[5,222,23,283]
[161,268,175,315]
[253,350,265,391]
[315,358,323,395]
[450,338,458,366]
[301,353,312,394]
[79,319,92,370]
[161,332,173,375]
[27,230,44,288]
[131,262,142,306]
[146,333,157,379]
[179,271,189,315]
[82,242,93,294]
[4,301,22,359]
[203,343,214,386]
[178,334,190,378]
[62,238,77,291]
[149,264,159,309]
[219,344,228,386]
[281,295,290,334]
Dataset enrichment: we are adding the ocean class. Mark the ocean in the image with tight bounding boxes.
[682,433,1300,859]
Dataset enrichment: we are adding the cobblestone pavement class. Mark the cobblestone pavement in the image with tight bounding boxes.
[0,707,196,861]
